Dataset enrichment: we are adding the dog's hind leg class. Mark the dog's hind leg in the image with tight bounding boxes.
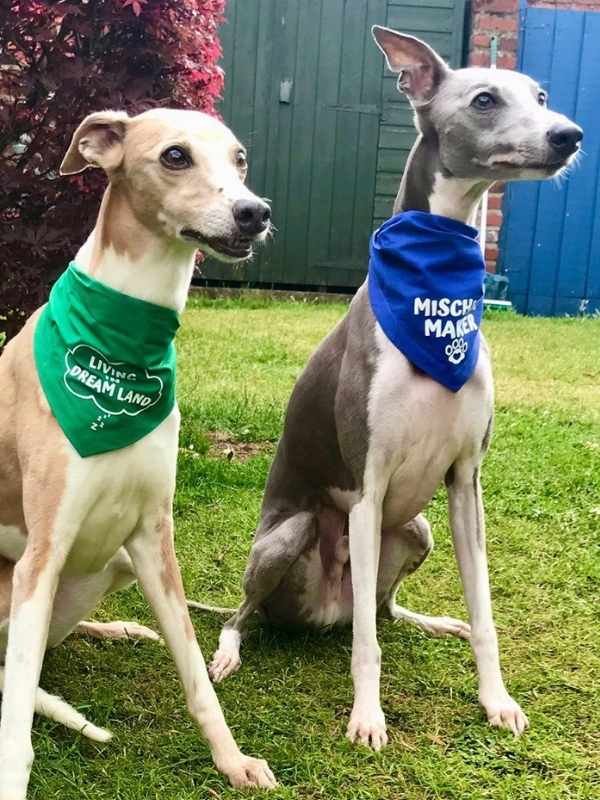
[379,515,470,640]
[0,668,111,743]
[47,548,160,647]
[210,511,317,683]
[0,557,113,743]
[73,550,160,643]
[75,620,161,641]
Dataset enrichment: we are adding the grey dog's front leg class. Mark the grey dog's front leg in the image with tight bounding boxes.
[210,511,317,683]
[346,491,387,751]
[447,462,528,736]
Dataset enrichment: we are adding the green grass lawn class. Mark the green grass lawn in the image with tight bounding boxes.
[32,298,600,799]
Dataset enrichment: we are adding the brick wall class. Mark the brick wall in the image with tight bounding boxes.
[469,0,519,272]
[469,0,600,271]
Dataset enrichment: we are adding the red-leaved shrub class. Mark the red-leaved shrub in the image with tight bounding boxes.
[0,0,225,343]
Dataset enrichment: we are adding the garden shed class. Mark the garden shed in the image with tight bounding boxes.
[200,0,469,290]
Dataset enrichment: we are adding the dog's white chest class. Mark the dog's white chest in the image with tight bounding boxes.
[367,326,492,526]
[62,409,179,575]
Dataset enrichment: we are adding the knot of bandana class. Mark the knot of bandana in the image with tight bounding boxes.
[34,263,179,457]
[368,210,486,392]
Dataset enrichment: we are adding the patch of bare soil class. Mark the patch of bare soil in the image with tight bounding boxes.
[205,431,274,462]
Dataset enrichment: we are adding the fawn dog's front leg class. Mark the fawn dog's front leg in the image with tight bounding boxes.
[447,463,528,736]
[0,516,74,799]
[126,509,277,790]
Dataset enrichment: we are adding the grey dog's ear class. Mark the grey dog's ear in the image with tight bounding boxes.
[60,110,130,176]
[371,26,449,105]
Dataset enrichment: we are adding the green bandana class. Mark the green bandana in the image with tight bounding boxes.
[34,263,179,457]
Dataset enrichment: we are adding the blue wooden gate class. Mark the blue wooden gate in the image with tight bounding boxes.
[499,4,600,315]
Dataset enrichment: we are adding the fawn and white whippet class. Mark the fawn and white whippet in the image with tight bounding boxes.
[200,28,583,750]
[0,108,277,797]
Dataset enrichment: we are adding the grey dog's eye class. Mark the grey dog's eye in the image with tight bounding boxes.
[160,146,192,170]
[471,91,496,110]
[537,91,547,106]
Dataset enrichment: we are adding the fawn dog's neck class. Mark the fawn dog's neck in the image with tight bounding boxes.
[75,183,196,313]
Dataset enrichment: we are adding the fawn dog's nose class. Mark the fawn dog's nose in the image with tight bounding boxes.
[233,199,271,236]
[547,123,583,157]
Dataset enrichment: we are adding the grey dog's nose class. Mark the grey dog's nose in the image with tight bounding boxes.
[233,199,271,236]
[547,123,583,157]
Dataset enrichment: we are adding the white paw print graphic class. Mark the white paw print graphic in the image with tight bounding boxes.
[445,337,468,365]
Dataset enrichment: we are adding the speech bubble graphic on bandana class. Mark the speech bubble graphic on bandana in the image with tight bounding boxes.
[64,344,164,417]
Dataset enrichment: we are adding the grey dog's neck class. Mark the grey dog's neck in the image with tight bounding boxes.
[394,134,490,226]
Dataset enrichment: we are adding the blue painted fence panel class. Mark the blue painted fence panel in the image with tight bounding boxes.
[499,6,600,315]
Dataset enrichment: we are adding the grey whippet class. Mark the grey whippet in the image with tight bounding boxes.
[195,28,582,749]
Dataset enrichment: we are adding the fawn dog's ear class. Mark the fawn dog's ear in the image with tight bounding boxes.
[371,26,449,105]
[60,110,130,176]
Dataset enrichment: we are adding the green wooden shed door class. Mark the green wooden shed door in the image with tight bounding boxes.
[202,0,467,290]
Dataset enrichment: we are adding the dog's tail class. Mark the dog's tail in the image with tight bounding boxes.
[0,668,112,743]
[187,600,237,615]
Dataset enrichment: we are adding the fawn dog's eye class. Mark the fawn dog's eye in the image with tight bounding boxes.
[160,146,192,170]
[471,92,496,110]
[235,150,247,169]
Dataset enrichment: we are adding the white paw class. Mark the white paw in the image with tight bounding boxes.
[419,615,471,640]
[113,622,162,642]
[81,620,162,642]
[218,753,277,789]
[346,705,388,751]
[81,722,113,743]
[209,648,241,684]
[481,692,529,736]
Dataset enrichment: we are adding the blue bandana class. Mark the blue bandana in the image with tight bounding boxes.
[368,210,485,392]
